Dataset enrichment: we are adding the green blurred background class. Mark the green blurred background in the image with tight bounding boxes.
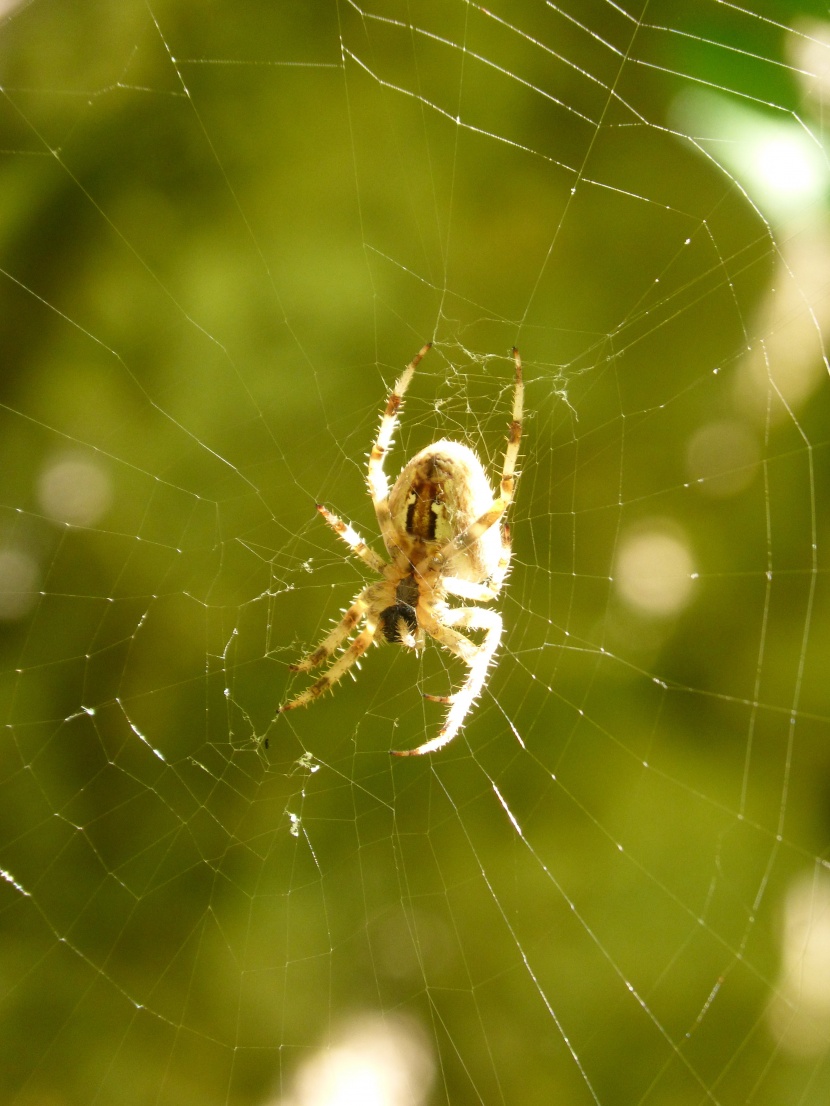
[1,1,830,1103]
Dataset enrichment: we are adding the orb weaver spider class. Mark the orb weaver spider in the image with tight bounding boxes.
[279,343,523,755]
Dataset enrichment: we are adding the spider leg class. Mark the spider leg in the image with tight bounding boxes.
[407,615,479,708]
[391,606,503,756]
[500,347,524,507]
[285,590,370,674]
[442,579,498,602]
[315,505,387,574]
[367,342,432,549]
[279,616,380,712]
[442,523,512,602]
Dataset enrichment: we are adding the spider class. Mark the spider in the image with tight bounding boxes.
[278,343,523,756]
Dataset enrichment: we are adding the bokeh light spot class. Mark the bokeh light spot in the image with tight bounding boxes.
[37,453,113,527]
[614,526,696,617]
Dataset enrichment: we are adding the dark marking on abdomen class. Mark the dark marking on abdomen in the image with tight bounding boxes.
[406,479,440,541]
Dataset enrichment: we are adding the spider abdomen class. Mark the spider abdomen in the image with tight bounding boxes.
[388,439,502,582]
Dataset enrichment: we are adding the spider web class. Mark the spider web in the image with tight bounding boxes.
[1,1,830,1103]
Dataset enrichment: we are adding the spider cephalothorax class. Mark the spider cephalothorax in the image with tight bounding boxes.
[278,343,523,756]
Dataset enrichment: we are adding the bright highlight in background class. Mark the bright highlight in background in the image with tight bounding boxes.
[671,89,829,219]
[614,525,696,618]
[37,452,112,527]
[753,131,825,203]
[768,871,830,1057]
[274,1015,435,1106]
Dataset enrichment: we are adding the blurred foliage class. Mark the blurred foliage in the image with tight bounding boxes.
[1,1,830,1104]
